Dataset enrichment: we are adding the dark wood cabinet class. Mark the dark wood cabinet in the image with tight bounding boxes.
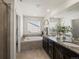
[43,37,54,59]
[63,46,79,59]
[43,36,79,59]
[43,37,49,54]
[49,39,54,59]
[54,43,64,59]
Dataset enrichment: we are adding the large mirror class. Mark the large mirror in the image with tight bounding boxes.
[50,2,79,42]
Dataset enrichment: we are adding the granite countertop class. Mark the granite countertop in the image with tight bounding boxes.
[45,36,79,54]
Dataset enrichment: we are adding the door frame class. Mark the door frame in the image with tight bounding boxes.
[10,0,16,59]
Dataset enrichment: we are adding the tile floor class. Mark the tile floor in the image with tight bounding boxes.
[16,48,50,59]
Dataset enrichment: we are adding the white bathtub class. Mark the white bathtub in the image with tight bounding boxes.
[22,36,43,42]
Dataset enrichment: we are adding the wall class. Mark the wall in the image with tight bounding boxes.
[16,1,24,39]
[16,1,23,36]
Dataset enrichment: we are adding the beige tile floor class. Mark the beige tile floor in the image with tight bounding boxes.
[16,49,50,59]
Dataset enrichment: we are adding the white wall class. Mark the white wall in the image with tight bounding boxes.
[20,15,23,38]
[16,1,23,52]
[16,1,24,39]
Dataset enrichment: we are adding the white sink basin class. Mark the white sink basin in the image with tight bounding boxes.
[63,42,79,47]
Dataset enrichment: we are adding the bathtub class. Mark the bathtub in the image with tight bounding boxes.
[21,36,43,51]
[22,36,43,42]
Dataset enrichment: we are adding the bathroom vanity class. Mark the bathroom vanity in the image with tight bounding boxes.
[43,36,79,59]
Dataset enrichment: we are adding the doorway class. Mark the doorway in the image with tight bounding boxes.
[16,15,21,52]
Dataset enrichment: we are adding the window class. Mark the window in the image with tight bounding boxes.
[27,20,41,33]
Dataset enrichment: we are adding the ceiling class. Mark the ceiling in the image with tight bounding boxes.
[20,0,67,9]
[16,0,68,17]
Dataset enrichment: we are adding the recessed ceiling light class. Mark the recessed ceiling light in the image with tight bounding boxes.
[47,9,50,12]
